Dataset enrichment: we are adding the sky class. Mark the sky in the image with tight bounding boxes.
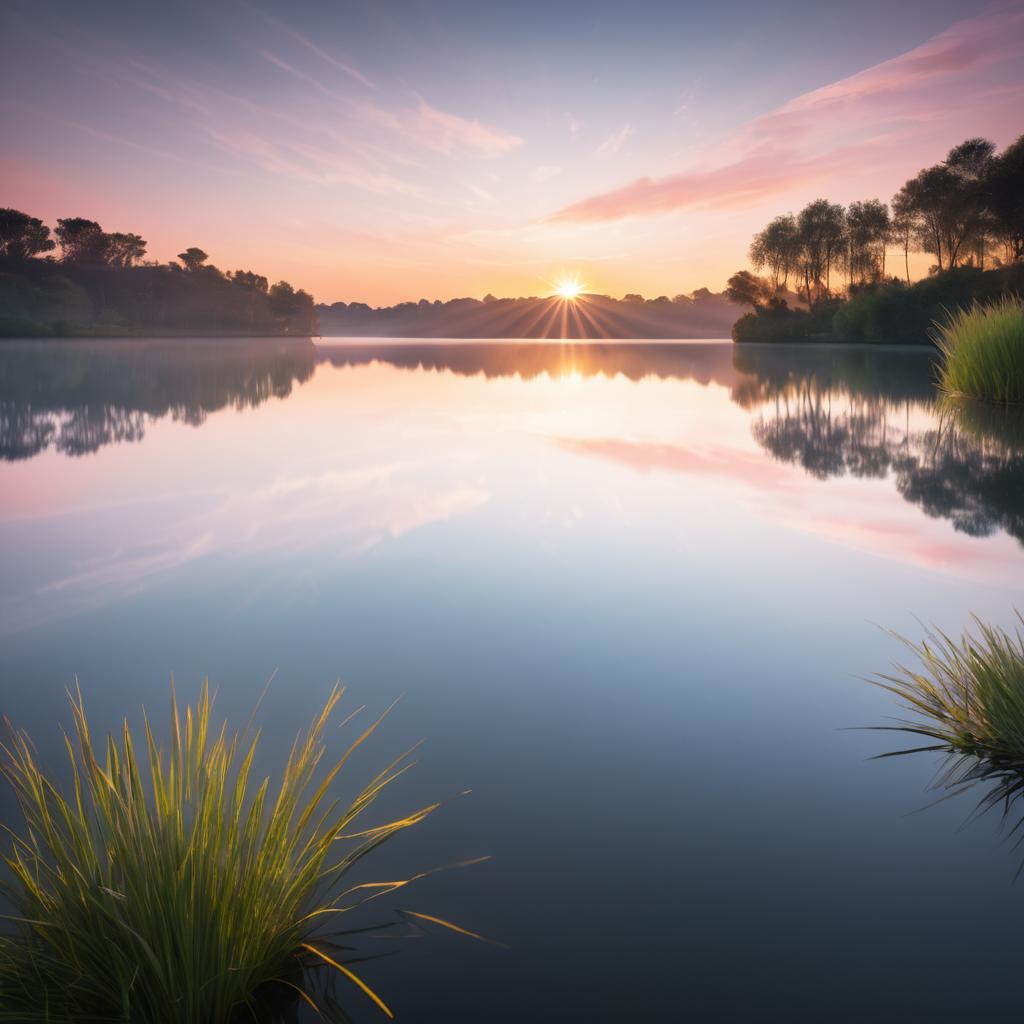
[2,0,1022,305]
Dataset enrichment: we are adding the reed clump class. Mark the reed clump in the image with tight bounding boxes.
[933,296,1024,405]
[0,683,436,1022]
[872,615,1024,839]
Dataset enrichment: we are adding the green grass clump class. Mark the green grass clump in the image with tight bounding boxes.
[0,684,437,1022]
[871,615,1024,852]
[933,296,1024,404]
[874,615,1024,761]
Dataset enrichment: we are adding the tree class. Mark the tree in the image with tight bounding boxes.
[946,137,995,268]
[893,138,996,272]
[177,247,208,272]
[55,218,107,264]
[749,214,799,290]
[845,200,890,287]
[726,270,772,310]
[231,270,269,293]
[268,281,317,333]
[986,134,1024,264]
[0,209,55,260]
[104,232,147,268]
[795,199,846,307]
[889,191,915,283]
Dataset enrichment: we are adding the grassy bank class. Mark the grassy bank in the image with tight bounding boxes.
[934,296,1024,404]
[0,684,442,1022]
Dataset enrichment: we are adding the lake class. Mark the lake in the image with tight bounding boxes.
[1,337,1023,1021]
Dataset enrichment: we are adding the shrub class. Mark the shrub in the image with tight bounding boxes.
[934,295,1024,404]
[0,684,440,1022]
[732,303,816,343]
[833,265,1024,345]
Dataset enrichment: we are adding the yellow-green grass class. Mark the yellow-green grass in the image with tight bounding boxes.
[0,683,439,1022]
[871,615,1024,847]
[933,296,1024,405]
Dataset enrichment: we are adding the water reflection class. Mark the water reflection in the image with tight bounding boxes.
[0,338,316,459]
[733,347,1024,545]
[320,339,740,386]
[1,339,1022,553]
[2,339,1024,1019]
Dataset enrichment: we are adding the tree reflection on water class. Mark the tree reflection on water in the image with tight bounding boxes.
[0,338,317,460]
[734,346,1024,545]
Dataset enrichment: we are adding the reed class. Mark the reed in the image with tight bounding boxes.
[0,683,436,1022]
[933,296,1024,405]
[871,615,1024,847]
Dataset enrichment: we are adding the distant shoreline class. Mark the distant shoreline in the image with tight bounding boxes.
[0,331,317,342]
[0,333,943,352]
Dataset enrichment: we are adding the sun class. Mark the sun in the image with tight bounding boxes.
[552,275,585,301]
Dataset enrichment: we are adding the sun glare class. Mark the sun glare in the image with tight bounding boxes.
[553,275,585,301]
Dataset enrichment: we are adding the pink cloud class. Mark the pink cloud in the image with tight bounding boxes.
[403,97,523,157]
[551,140,892,221]
[551,6,1024,223]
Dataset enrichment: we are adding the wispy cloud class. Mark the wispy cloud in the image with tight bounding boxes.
[246,4,378,90]
[551,6,1024,223]
[596,124,632,155]
[404,97,522,156]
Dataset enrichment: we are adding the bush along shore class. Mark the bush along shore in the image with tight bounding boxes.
[728,133,1024,344]
[0,210,318,338]
[731,264,1024,345]
[0,683,485,1022]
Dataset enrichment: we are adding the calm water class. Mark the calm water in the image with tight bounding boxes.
[1,337,1023,1021]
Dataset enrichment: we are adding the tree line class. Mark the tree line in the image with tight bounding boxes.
[728,134,1024,313]
[0,210,317,337]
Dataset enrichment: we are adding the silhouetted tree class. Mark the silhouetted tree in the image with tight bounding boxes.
[177,247,208,272]
[0,208,55,260]
[894,139,995,271]
[104,232,147,268]
[55,218,107,264]
[231,270,269,293]
[947,137,996,268]
[726,270,772,309]
[845,200,890,286]
[795,199,846,307]
[268,281,316,333]
[749,214,799,290]
[987,134,1024,264]
[889,191,915,283]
